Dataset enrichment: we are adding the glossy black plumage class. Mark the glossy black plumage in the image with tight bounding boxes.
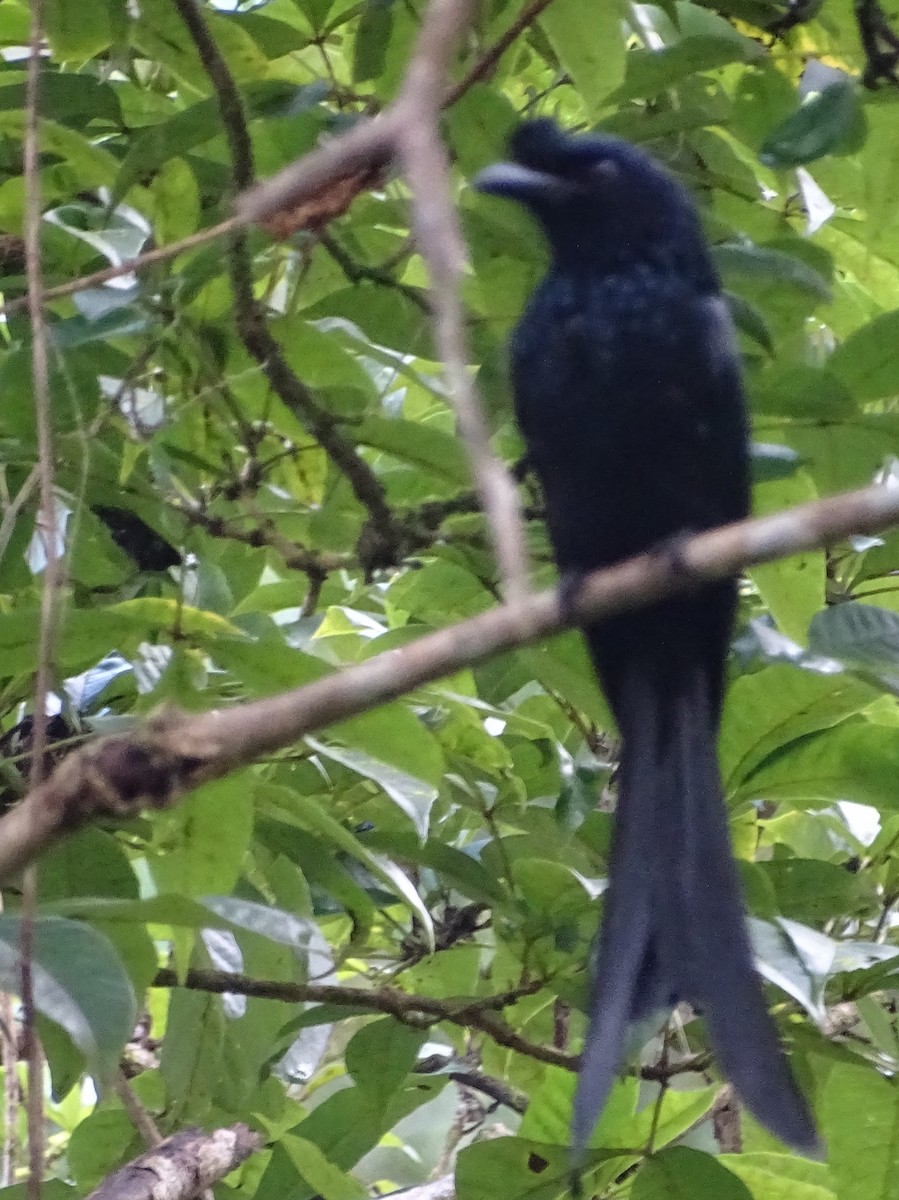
[476,120,816,1153]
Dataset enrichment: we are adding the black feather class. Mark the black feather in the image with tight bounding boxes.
[476,120,817,1154]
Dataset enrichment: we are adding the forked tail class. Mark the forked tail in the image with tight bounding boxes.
[571,664,817,1154]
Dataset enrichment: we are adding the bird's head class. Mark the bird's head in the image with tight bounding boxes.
[474,119,704,271]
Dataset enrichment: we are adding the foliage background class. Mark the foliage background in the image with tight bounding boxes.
[3,0,899,1195]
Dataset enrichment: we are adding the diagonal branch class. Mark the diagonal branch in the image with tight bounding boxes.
[0,482,898,882]
[153,967,576,1070]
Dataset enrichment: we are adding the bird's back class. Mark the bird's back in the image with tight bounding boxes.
[511,261,750,573]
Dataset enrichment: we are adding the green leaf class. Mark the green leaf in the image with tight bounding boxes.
[714,243,832,300]
[0,74,123,127]
[360,830,506,902]
[353,0,394,83]
[305,735,438,838]
[132,0,268,89]
[749,918,829,1021]
[457,1137,585,1200]
[354,416,473,485]
[67,1109,137,1192]
[260,785,435,942]
[720,667,876,788]
[760,81,864,168]
[721,1152,835,1200]
[829,309,899,400]
[613,34,764,102]
[809,603,899,688]
[152,776,255,899]
[740,722,899,812]
[0,916,136,1077]
[387,561,494,624]
[288,1075,445,1171]
[446,86,519,176]
[539,0,627,115]
[632,1147,752,1199]
[759,858,859,922]
[0,112,122,189]
[45,0,117,58]
[822,1063,899,1200]
[749,469,824,643]
[345,1019,423,1106]
[281,1136,368,1200]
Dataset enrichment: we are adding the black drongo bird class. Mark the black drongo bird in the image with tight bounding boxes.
[475,120,816,1153]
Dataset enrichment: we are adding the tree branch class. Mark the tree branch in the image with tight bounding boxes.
[0,483,898,881]
[85,1125,261,1200]
[152,968,575,1071]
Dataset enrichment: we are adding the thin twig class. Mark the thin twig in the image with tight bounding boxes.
[444,0,560,106]
[112,1073,162,1148]
[446,1069,529,1114]
[0,992,16,1186]
[0,217,241,319]
[22,0,58,1190]
[152,967,575,1070]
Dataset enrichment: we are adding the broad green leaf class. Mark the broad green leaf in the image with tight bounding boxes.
[457,1137,587,1200]
[632,1147,752,1199]
[0,916,136,1077]
[159,986,225,1122]
[613,34,764,102]
[286,1075,445,1171]
[540,0,627,115]
[353,0,395,83]
[132,0,268,88]
[446,86,519,176]
[720,667,876,789]
[151,776,254,971]
[714,243,831,299]
[200,896,325,961]
[305,735,438,837]
[66,1109,137,1193]
[259,785,435,942]
[829,309,899,400]
[0,74,123,126]
[0,113,122,189]
[45,0,118,58]
[822,1063,899,1200]
[721,1152,835,1200]
[332,700,446,803]
[281,1136,368,1200]
[749,469,824,643]
[277,318,377,396]
[360,830,506,902]
[809,602,899,688]
[354,416,473,485]
[256,818,377,939]
[387,561,494,624]
[738,722,899,812]
[760,81,865,167]
[344,1019,423,1106]
[758,858,859,922]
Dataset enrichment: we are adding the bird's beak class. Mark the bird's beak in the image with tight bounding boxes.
[473,162,566,202]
